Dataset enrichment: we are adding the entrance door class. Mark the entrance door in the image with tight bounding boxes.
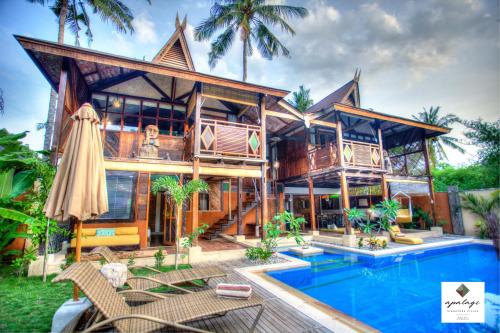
[162,193,176,245]
[148,192,177,246]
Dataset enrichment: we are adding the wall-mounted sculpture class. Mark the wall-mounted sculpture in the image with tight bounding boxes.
[139,125,160,158]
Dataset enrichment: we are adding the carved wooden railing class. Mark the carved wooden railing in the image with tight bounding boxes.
[308,142,338,171]
[308,140,382,170]
[198,119,262,159]
[342,139,382,168]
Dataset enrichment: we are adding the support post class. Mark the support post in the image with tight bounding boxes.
[73,219,82,300]
[260,95,267,238]
[308,177,317,232]
[192,158,199,244]
[51,65,68,164]
[336,115,344,167]
[228,178,232,221]
[377,126,385,169]
[261,164,268,239]
[339,170,352,234]
[194,84,202,156]
[422,137,437,225]
[381,174,389,200]
[237,177,243,235]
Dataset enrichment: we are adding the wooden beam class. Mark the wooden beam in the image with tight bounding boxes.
[194,85,202,156]
[51,64,68,164]
[89,70,144,91]
[237,177,243,235]
[261,163,268,239]
[103,160,193,173]
[228,178,232,221]
[266,110,300,121]
[377,127,385,170]
[16,35,290,98]
[310,119,337,129]
[142,74,169,99]
[237,105,251,118]
[277,100,304,120]
[186,87,196,118]
[199,166,261,178]
[260,95,267,161]
[308,177,317,231]
[201,93,258,107]
[339,170,352,235]
[381,173,388,199]
[192,158,199,244]
[336,116,345,167]
[334,103,450,133]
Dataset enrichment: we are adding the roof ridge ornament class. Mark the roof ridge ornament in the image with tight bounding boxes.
[353,68,361,83]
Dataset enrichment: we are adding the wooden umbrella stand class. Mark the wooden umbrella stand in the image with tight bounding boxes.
[73,219,83,301]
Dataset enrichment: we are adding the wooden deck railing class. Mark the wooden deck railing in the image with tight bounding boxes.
[342,139,382,168]
[308,140,382,170]
[197,119,262,160]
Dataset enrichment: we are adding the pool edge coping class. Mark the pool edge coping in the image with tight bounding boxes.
[236,253,379,333]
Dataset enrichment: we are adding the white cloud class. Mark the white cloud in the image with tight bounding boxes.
[132,12,158,44]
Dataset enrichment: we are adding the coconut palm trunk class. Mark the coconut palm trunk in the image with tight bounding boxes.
[242,39,248,82]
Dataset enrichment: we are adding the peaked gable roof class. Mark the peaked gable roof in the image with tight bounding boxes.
[307,70,361,114]
[152,14,195,71]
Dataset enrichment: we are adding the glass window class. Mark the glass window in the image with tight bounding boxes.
[199,193,209,211]
[158,119,170,135]
[106,112,122,131]
[172,105,185,120]
[159,103,171,119]
[123,115,139,132]
[141,117,157,132]
[108,96,123,113]
[142,101,157,118]
[99,171,137,220]
[124,98,141,116]
[92,94,107,117]
[172,121,184,137]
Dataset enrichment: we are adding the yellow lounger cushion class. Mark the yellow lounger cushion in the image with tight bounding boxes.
[71,227,140,247]
[396,209,412,223]
[389,225,423,245]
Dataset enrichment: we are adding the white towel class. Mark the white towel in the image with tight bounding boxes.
[216,283,252,299]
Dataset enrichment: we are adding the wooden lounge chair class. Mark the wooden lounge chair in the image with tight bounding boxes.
[91,246,226,293]
[53,262,265,333]
[389,225,424,245]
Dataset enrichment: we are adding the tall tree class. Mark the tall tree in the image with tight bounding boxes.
[288,85,313,113]
[27,0,143,150]
[194,0,308,82]
[412,106,464,167]
[460,118,500,166]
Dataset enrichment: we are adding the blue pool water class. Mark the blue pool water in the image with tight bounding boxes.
[268,244,499,333]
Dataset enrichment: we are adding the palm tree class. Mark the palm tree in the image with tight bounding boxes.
[151,176,208,269]
[289,85,313,112]
[461,191,499,255]
[194,0,308,81]
[412,106,465,167]
[27,0,144,150]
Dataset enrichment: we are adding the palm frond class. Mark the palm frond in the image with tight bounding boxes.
[208,25,236,68]
[252,21,289,59]
[441,136,466,154]
[84,0,134,34]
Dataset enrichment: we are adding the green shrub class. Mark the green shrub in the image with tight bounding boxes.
[245,247,273,262]
[474,220,488,239]
[59,252,75,271]
[127,253,136,267]
[11,245,37,277]
[154,246,165,269]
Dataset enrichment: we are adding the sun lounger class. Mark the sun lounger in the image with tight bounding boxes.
[389,225,423,245]
[53,262,264,333]
[91,246,226,293]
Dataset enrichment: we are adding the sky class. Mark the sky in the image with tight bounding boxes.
[0,0,498,165]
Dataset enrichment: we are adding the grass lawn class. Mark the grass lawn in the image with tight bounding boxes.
[0,263,196,332]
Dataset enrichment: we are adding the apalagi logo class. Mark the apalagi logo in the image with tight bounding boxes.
[441,282,485,323]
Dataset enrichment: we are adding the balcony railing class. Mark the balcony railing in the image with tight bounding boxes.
[197,119,262,160]
[342,140,382,168]
[308,139,382,170]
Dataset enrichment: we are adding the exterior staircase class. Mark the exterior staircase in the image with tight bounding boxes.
[201,200,258,240]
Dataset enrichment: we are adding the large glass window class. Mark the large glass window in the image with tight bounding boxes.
[98,171,137,220]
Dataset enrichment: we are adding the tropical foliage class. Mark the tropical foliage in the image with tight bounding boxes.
[460,118,500,166]
[375,199,401,231]
[412,106,464,166]
[461,190,499,254]
[194,0,308,81]
[274,211,306,247]
[433,163,499,192]
[151,176,208,269]
[289,85,314,113]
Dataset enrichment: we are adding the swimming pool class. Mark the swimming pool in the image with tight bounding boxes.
[268,244,499,333]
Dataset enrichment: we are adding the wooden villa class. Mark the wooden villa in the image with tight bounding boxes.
[15,16,449,250]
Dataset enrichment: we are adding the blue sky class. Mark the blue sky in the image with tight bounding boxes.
[0,0,498,165]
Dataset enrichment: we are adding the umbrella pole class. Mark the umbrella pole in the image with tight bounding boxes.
[73,219,82,301]
[42,218,50,283]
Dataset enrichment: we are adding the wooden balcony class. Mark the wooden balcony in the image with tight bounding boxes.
[191,119,263,161]
[308,139,382,171]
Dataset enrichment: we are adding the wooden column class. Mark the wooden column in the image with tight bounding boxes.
[422,138,437,225]
[377,126,385,169]
[194,84,202,156]
[237,177,243,235]
[261,164,268,239]
[381,174,389,200]
[228,178,232,221]
[308,177,317,231]
[51,65,68,164]
[340,170,352,234]
[192,158,199,243]
[336,115,344,167]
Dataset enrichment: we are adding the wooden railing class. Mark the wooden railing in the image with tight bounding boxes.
[308,140,382,170]
[342,139,382,168]
[198,119,262,160]
[308,142,338,171]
